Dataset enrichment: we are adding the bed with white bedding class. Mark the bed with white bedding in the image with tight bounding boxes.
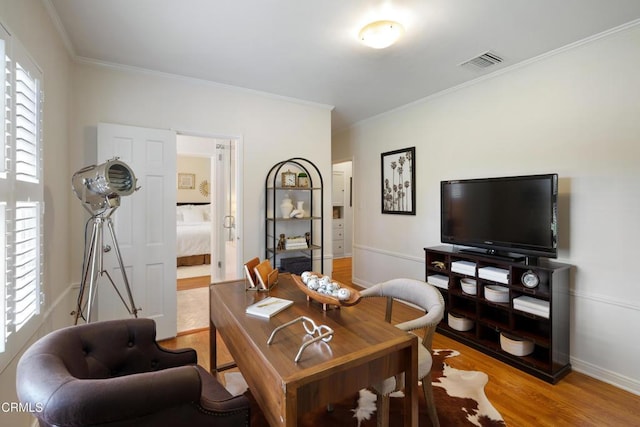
[177,203,212,267]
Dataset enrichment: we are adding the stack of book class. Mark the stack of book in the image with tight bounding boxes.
[427,274,449,290]
[285,236,308,250]
[478,266,509,284]
[513,295,549,318]
[451,260,476,276]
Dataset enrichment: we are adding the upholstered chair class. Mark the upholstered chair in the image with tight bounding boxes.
[16,318,249,427]
[359,278,445,427]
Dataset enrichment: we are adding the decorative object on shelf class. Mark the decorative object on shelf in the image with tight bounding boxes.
[521,269,540,288]
[500,332,534,356]
[381,146,416,215]
[460,278,477,295]
[198,179,209,196]
[289,200,305,218]
[448,313,474,332]
[277,234,286,251]
[431,260,446,270]
[304,232,310,247]
[267,316,334,363]
[280,194,294,218]
[285,236,308,250]
[484,285,509,303]
[297,172,309,187]
[281,170,297,187]
[178,173,195,189]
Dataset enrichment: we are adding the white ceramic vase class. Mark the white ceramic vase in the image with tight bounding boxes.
[280,196,293,218]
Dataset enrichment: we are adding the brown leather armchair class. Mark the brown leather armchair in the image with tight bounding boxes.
[16,318,249,427]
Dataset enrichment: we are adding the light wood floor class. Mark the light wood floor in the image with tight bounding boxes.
[161,257,640,426]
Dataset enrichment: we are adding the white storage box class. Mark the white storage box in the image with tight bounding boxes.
[484,285,509,303]
[448,313,474,332]
[460,278,477,295]
[451,260,476,276]
[478,266,509,284]
[427,274,449,290]
[513,295,550,318]
[500,332,534,356]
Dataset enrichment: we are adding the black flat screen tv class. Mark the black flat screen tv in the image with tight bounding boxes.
[441,174,558,260]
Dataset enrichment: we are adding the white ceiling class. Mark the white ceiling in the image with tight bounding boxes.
[47,0,640,132]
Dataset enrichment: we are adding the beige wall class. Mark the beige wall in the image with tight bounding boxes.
[333,24,640,393]
[177,155,211,204]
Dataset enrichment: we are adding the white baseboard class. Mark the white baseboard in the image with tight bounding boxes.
[571,356,640,396]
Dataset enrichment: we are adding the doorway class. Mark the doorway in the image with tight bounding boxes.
[176,134,241,334]
[332,160,353,260]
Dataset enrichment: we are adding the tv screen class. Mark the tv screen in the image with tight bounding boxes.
[441,174,558,259]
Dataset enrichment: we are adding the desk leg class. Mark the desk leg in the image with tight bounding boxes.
[403,340,419,427]
[210,318,218,377]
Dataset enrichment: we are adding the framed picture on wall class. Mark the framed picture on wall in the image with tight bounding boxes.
[381,147,416,215]
[178,173,195,189]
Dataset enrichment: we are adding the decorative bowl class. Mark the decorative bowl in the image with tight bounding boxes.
[484,285,509,303]
[460,278,477,295]
[292,273,361,309]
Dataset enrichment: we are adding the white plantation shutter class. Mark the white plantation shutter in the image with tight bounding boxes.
[15,62,39,182]
[0,22,43,369]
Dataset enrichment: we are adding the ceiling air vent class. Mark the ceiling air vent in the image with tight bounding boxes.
[460,51,503,70]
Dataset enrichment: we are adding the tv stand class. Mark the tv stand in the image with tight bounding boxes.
[458,247,525,263]
[425,245,571,383]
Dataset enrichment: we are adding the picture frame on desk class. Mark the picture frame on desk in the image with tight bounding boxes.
[381,146,416,215]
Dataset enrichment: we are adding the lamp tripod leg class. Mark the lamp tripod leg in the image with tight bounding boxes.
[106,218,139,317]
[74,218,102,324]
[73,215,140,323]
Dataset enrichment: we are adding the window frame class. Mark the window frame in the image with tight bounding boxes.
[0,22,44,371]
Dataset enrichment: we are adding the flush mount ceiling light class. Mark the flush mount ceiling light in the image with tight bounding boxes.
[359,20,404,49]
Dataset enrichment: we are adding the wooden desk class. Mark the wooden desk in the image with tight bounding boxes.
[209,274,418,426]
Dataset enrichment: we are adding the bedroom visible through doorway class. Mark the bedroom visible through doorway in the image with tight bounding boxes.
[176,134,241,334]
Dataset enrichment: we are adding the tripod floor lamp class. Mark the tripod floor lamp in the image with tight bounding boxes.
[71,157,141,324]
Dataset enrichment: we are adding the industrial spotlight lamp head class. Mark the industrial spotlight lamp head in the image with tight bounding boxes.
[72,157,139,213]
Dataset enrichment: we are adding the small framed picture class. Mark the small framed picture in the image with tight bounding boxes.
[178,173,195,189]
[381,147,416,215]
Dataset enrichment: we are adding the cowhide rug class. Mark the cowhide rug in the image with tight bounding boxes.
[224,349,506,427]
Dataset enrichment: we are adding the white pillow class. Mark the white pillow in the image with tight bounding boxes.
[181,208,204,223]
[194,204,211,221]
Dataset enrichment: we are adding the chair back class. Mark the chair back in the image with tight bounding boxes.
[360,278,444,349]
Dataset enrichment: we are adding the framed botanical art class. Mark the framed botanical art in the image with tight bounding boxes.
[381,147,416,215]
[178,173,195,189]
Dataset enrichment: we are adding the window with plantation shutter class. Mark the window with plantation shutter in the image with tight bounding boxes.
[0,22,44,370]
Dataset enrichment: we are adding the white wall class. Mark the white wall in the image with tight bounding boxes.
[0,0,73,425]
[333,24,640,393]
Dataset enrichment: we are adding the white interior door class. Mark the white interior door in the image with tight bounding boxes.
[97,122,177,339]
